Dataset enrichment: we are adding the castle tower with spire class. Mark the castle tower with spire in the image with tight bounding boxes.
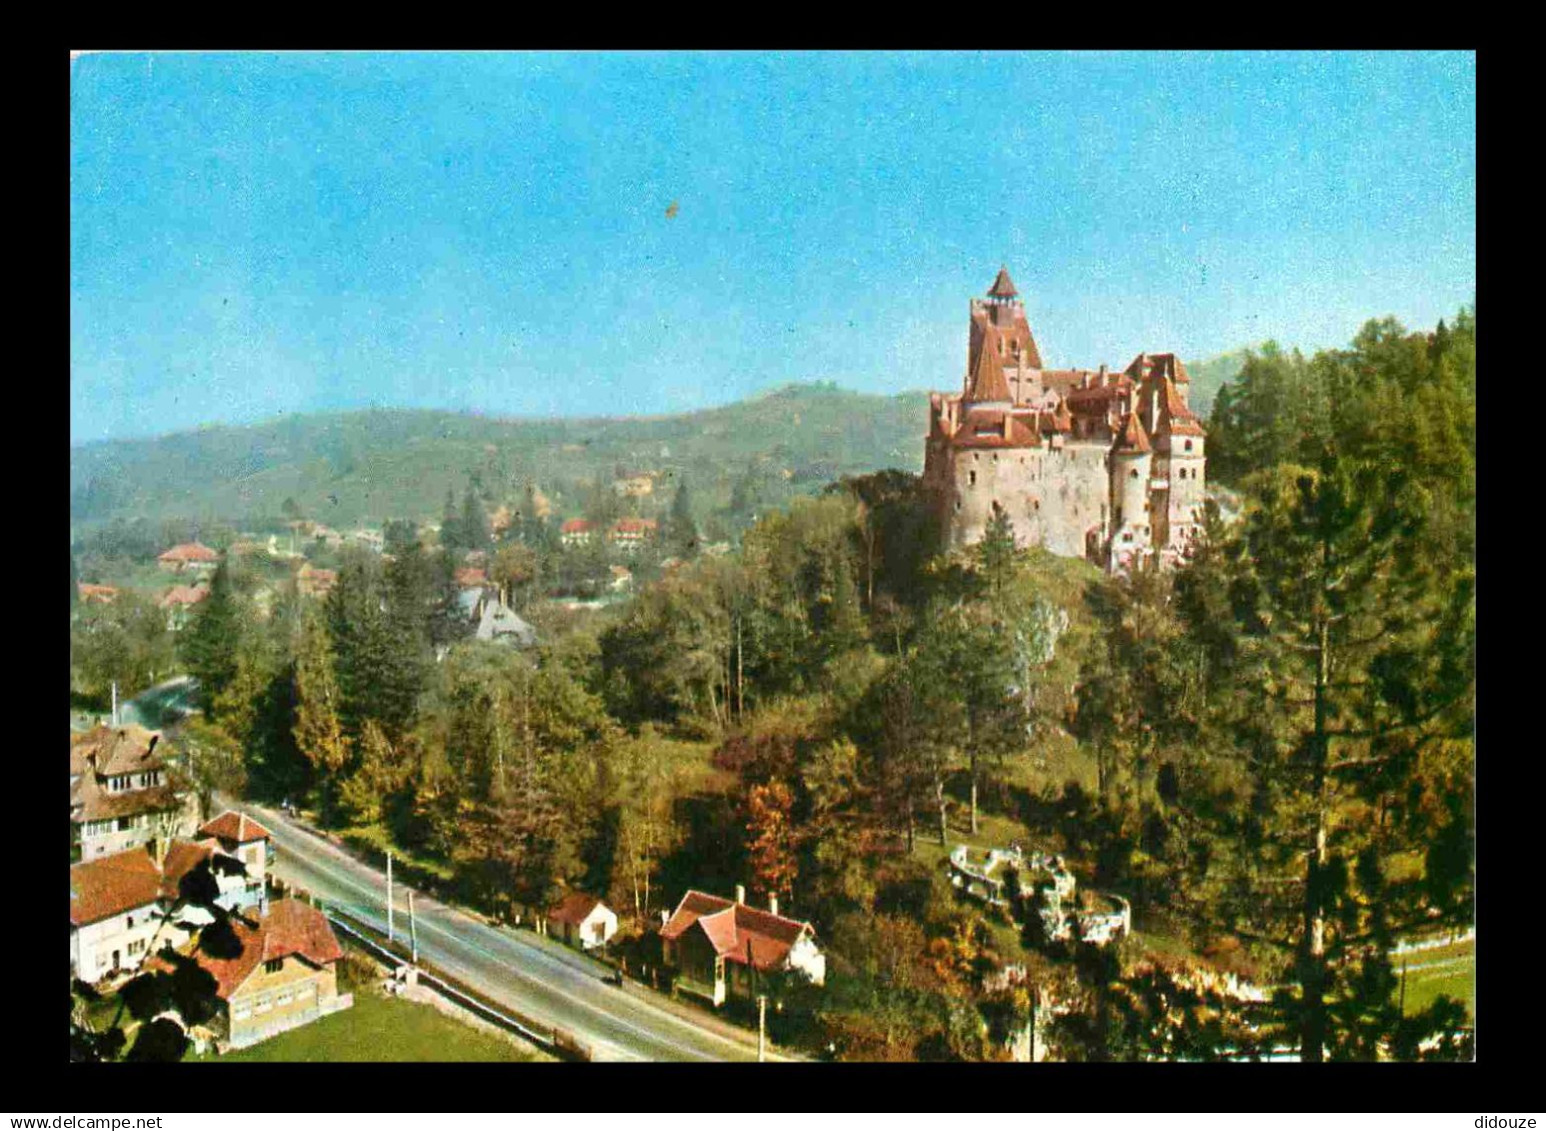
[922,269,1207,572]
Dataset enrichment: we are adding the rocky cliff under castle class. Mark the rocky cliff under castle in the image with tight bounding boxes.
[922,268,1208,573]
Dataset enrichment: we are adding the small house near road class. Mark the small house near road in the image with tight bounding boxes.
[543,892,618,951]
[660,886,825,1007]
[147,898,351,1050]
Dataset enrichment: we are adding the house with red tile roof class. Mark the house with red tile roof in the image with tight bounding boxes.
[560,518,595,547]
[157,542,220,573]
[77,583,119,605]
[296,563,337,598]
[541,892,617,951]
[69,828,263,985]
[660,886,825,1007]
[71,725,197,861]
[159,583,210,630]
[608,517,658,554]
[146,898,350,1050]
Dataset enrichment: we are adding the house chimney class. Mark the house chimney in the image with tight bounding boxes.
[769,894,779,917]
[735,884,746,906]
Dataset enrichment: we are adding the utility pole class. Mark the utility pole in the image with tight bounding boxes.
[757,994,767,1063]
[387,851,395,946]
[409,889,419,965]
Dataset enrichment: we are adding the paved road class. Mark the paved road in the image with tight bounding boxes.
[234,797,784,1062]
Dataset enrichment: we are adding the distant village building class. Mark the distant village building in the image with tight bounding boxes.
[71,725,197,862]
[923,268,1207,573]
[561,519,595,548]
[454,566,488,589]
[458,588,539,648]
[159,583,209,630]
[608,565,634,593]
[296,563,337,598]
[77,583,119,605]
[157,542,220,574]
[541,893,618,951]
[608,517,657,554]
[660,886,825,1007]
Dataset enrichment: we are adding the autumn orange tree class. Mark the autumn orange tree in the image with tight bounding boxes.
[745,779,799,904]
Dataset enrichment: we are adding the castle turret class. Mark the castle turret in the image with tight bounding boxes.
[1150,372,1206,562]
[1109,411,1153,571]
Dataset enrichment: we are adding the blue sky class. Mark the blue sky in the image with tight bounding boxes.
[70,51,1475,444]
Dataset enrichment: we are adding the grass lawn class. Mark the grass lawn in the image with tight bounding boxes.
[195,987,547,1062]
[1395,938,1475,1020]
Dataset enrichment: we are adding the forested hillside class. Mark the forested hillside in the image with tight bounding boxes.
[69,384,931,535]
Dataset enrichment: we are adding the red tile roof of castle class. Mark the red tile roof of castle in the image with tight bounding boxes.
[199,810,272,845]
[1156,375,1206,437]
[987,266,1018,298]
[149,898,343,1000]
[951,409,1041,448]
[159,542,220,564]
[561,519,594,534]
[611,518,658,536]
[964,336,1013,404]
[660,890,814,973]
[1112,411,1153,456]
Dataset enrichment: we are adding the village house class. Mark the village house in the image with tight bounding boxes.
[541,892,618,951]
[159,583,209,630]
[560,518,595,548]
[157,542,220,574]
[148,898,351,1051]
[454,566,488,589]
[296,563,337,598]
[71,725,197,862]
[660,886,825,1007]
[608,564,634,593]
[77,583,119,605]
[196,810,273,910]
[70,819,269,986]
[608,517,657,554]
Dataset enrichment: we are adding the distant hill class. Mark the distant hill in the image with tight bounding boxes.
[69,383,932,534]
[1186,349,1249,419]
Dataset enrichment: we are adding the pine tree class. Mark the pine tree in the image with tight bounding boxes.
[440,489,463,554]
[291,607,350,813]
[462,488,492,555]
[181,558,243,712]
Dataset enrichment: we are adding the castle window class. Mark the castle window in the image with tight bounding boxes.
[1130,468,1139,479]
[1184,440,1194,452]
[969,471,977,487]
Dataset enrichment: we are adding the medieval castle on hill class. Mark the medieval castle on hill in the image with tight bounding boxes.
[922,268,1207,573]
